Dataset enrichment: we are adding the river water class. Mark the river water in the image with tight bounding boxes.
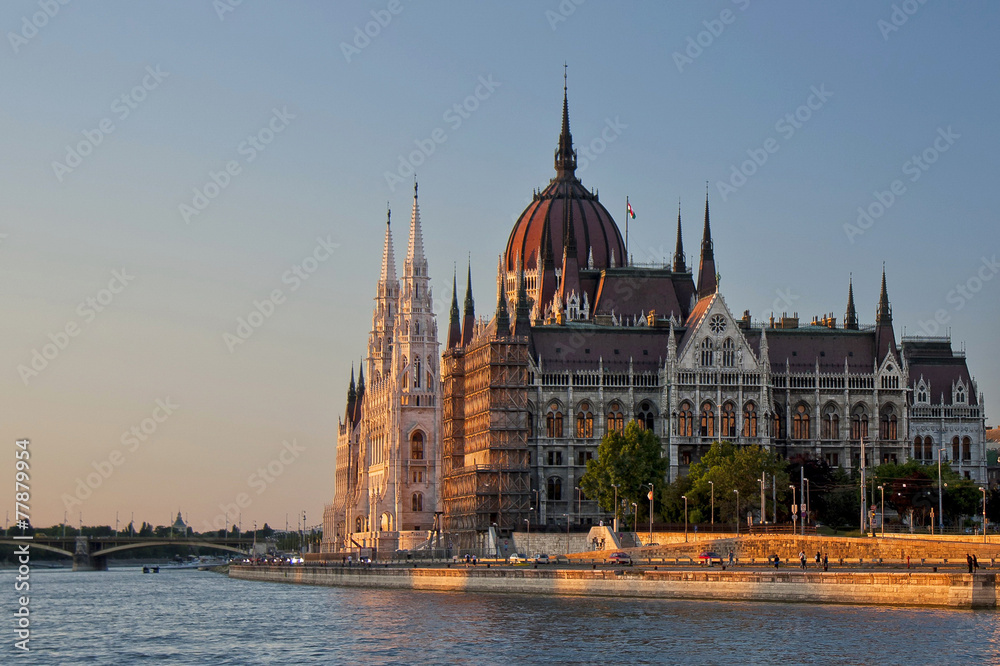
[1,567,997,664]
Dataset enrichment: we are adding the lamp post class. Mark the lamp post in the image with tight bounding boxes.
[646,483,655,544]
[612,483,620,533]
[253,520,257,557]
[575,486,582,525]
[492,522,499,558]
[878,485,885,537]
[733,489,740,537]
[937,448,945,533]
[756,477,763,531]
[708,480,714,530]
[524,517,531,557]
[681,495,689,542]
[789,484,797,531]
[804,478,811,527]
[981,487,987,544]
[631,502,638,538]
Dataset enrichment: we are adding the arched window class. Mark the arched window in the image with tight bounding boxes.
[411,431,424,460]
[355,516,363,532]
[678,401,694,437]
[402,356,409,389]
[792,404,810,440]
[700,338,714,367]
[742,403,757,438]
[880,405,898,440]
[638,402,655,431]
[576,402,594,438]
[952,436,960,461]
[913,436,922,461]
[606,404,625,433]
[411,493,423,512]
[414,321,420,336]
[850,405,869,440]
[546,476,563,501]
[700,402,715,438]
[414,357,421,388]
[546,404,564,438]
[721,402,737,438]
[962,436,972,461]
[721,338,736,367]
[773,404,784,440]
[922,436,933,461]
[822,405,840,440]
[956,386,966,403]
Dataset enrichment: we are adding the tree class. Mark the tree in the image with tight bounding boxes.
[682,441,787,527]
[579,420,668,522]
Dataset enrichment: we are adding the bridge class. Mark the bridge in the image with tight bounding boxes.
[0,535,256,571]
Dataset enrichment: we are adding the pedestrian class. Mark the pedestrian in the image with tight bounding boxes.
[822,554,829,572]
[906,555,910,569]
[799,550,806,570]
[815,551,821,564]
[773,554,780,569]
[967,554,973,573]
[729,551,734,566]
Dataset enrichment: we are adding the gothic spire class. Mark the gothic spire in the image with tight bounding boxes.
[844,274,859,330]
[347,364,356,402]
[697,187,717,298]
[876,264,892,324]
[494,255,510,334]
[447,268,462,348]
[673,199,686,272]
[874,265,897,361]
[462,260,476,346]
[404,179,426,275]
[380,207,397,284]
[554,64,577,179]
[513,255,532,337]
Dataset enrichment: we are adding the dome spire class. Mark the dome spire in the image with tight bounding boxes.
[554,63,577,179]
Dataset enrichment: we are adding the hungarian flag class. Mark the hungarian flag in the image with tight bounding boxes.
[627,200,635,219]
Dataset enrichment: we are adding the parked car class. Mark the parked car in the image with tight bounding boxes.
[608,551,632,565]
[698,551,720,565]
[508,553,529,564]
[532,554,550,564]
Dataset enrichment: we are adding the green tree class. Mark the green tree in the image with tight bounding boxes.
[682,441,787,527]
[579,420,668,522]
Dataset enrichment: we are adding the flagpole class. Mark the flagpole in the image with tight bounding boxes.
[625,196,629,265]
[860,435,866,533]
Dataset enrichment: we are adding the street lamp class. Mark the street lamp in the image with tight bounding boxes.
[878,485,885,537]
[789,484,797,531]
[938,448,946,533]
[708,480,714,530]
[631,502,638,537]
[524,516,531,557]
[612,483,620,533]
[681,495,689,542]
[733,489,740,537]
[981,487,988,544]
[646,483,655,544]
[804,478,811,527]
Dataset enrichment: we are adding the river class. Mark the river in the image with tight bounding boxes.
[2,567,998,664]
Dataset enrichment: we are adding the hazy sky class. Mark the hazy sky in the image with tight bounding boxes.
[3,1,998,530]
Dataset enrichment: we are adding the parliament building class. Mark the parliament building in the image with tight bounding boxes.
[323,84,987,554]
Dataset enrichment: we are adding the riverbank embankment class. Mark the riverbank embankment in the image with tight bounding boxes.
[229,564,996,609]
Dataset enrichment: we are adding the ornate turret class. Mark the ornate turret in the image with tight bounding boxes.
[874,266,897,361]
[673,200,686,273]
[494,255,510,334]
[554,66,576,179]
[345,365,357,422]
[697,190,717,298]
[844,275,859,330]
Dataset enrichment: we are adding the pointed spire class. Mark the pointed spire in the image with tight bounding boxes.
[514,257,532,338]
[877,264,892,324]
[357,361,365,392]
[405,179,426,274]
[844,274,859,330]
[673,199,686,272]
[697,186,717,298]
[380,207,397,284]
[347,364,357,402]
[494,255,510,335]
[447,268,462,348]
[554,64,577,179]
[462,260,476,346]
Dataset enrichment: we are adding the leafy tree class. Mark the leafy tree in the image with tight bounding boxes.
[579,420,668,522]
[139,521,153,537]
[261,523,274,538]
[682,441,787,527]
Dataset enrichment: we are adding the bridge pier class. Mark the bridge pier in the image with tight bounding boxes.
[73,536,108,571]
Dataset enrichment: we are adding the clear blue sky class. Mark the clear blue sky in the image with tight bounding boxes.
[2,1,997,529]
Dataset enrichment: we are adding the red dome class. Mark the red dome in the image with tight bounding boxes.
[505,178,625,273]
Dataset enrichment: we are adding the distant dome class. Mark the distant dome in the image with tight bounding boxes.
[504,81,625,274]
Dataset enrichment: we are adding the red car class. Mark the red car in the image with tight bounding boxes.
[608,551,632,565]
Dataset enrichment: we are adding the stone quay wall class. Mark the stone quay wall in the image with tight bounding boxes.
[229,564,997,609]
